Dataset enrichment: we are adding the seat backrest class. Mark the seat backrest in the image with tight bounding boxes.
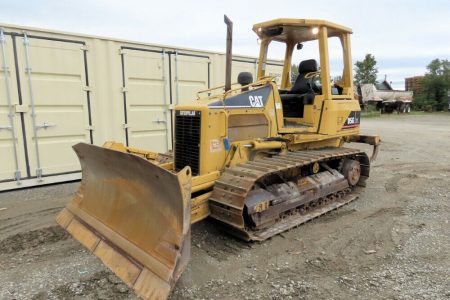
[291,59,318,94]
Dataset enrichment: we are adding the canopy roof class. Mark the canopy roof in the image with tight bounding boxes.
[252,19,352,43]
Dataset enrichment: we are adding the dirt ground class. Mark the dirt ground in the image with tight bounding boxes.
[1,113,449,300]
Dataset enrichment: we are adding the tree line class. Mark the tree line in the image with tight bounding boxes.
[413,59,450,111]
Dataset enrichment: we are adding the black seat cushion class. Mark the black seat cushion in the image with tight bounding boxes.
[298,59,318,74]
[280,93,314,104]
[280,93,315,118]
[291,59,319,94]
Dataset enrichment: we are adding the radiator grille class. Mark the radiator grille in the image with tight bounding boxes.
[175,110,201,175]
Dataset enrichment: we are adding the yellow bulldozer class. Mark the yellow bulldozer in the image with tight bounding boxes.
[56,16,380,299]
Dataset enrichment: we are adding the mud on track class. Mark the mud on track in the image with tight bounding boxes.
[1,113,450,299]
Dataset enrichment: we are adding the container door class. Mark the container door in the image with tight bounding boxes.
[120,48,170,153]
[16,34,93,178]
[0,31,27,182]
[172,52,210,105]
[169,52,209,153]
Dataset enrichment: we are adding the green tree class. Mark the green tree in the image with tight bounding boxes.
[354,54,378,85]
[413,59,450,111]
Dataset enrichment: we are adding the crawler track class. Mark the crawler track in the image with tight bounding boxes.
[209,147,370,241]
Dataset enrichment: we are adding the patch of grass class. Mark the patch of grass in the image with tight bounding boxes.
[383,111,427,117]
[361,111,381,118]
[361,110,433,118]
[406,111,427,116]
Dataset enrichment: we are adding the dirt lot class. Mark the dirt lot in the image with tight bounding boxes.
[1,113,449,300]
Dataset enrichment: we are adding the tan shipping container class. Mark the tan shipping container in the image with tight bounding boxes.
[0,23,283,191]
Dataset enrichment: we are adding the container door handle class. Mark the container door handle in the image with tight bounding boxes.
[35,122,56,129]
[0,125,13,130]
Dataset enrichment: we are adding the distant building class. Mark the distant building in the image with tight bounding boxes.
[376,80,394,91]
[405,76,424,94]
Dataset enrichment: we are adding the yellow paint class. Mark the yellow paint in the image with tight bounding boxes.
[191,192,212,223]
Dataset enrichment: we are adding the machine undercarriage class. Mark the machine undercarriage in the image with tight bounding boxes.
[210,147,369,240]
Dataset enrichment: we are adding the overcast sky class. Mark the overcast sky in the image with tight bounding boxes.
[1,0,449,89]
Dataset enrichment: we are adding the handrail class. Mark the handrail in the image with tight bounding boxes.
[222,76,275,99]
[197,76,275,100]
[196,82,240,98]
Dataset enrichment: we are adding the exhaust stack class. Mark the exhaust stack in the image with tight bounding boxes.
[224,15,233,92]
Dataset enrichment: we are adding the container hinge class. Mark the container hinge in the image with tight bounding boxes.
[14,170,21,183]
[80,45,88,51]
[85,125,94,131]
[83,86,92,92]
[36,168,43,180]
[121,87,128,93]
[123,123,129,129]
[0,30,5,43]
[22,33,30,46]
[119,48,127,55]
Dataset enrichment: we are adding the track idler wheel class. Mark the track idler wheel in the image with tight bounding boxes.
[341,159,361,186]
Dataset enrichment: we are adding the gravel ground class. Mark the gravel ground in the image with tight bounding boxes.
[0,112,449,299]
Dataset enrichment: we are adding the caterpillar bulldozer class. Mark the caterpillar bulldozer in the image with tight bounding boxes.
[56,17,380,299]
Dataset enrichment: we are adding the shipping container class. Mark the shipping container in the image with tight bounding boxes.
[0,23,283,191]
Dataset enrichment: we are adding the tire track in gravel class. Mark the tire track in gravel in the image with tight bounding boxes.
[31,271,136,300]
[0,207,64,236]
[0,225,68,255]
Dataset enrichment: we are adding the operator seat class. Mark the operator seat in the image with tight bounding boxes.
[280,59,320,118]
[291,59,320,94]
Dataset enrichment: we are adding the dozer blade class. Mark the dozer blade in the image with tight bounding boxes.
[56,143,192,300]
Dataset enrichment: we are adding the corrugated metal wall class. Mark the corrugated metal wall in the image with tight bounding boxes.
[0,24,283,191]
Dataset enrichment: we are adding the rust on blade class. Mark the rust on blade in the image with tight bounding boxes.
[56,143,192,300]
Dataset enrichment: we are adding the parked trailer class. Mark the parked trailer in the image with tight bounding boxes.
[0,23,283,191]
[360,80,413,113]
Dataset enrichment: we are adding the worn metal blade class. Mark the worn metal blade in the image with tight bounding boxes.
[56,143,191,300]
